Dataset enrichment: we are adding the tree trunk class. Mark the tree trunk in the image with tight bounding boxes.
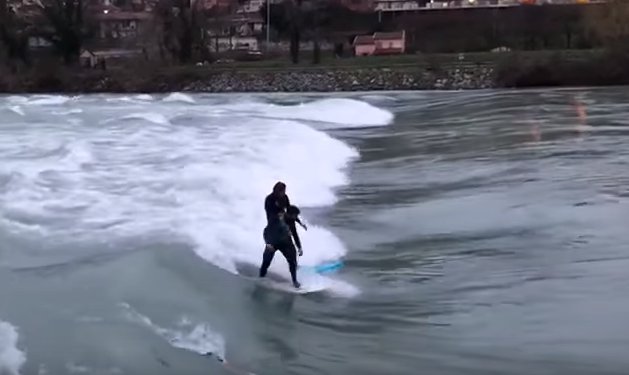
[290,29,299,64]
[312,4,320,64]
[289,0,302,64]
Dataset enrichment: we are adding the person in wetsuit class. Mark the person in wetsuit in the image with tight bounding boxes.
[285,205,307,256]
[259,182,301,288]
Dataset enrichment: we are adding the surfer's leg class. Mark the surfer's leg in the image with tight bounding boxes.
[259,246,276,278]
[279,244,299,288]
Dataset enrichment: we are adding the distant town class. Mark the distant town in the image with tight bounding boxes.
[0,0,605,70]
[0,0,625,92]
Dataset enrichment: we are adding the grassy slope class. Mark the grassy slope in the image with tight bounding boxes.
[163,49,600,73]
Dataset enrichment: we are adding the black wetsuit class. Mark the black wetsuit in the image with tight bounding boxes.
[285,218,302,249]
[264,192,289,224]
[259,193,299,285]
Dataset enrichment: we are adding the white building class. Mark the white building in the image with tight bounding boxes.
[238,0,282,13]
[374,0,420,11]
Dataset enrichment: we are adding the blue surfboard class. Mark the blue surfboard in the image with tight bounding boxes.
[300,260,344,274]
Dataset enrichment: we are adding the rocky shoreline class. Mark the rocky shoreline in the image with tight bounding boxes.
[0,65,496,93]
[180,66,496,92]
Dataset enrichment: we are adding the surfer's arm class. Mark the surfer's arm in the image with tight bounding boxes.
[287,221,302,249]
[295,217,307,230]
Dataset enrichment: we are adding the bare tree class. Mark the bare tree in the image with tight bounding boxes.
[0,0,30,68]
[288,0,302,64]
[206,5,226,54]
[154,0,208,64]
[37,0,95,66]
[263,0,352,64]
[301,0,321,64]
[583,0,629,48]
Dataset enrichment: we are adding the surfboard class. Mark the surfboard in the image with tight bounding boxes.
[256,277,327,295]
[299,259,344,274]
[234,261,333,295]
[257,278,309,294]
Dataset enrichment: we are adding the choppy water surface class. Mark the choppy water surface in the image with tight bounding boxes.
[1,88,629,375]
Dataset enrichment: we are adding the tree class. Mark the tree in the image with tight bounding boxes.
[261,1,374,63]
[259,1,290,39]
[260,0,302,63]
[305,2,372,62]
[154,0,209,64]
[288,0,302,64]
[0,0,30,68]
[583,0,629,48]
[302,0,324,64]
[37,0,95,66]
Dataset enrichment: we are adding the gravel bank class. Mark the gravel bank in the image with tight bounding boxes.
[0,65,496,93]
[181,67,495,92]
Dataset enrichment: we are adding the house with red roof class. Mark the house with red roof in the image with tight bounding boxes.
[352,30,406,56]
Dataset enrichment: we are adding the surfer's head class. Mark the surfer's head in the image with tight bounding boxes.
[273,181,286,197]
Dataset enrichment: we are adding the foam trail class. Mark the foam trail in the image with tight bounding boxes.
[119,303,225,357]
[7,107,24,116]
[0,319,26,375]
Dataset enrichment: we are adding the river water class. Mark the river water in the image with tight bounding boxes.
[0,88,628,375]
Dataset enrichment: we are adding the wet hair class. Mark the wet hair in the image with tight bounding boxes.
[273,181,286,194]
[286,205,300,216]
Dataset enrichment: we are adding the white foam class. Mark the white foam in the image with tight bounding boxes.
[359,94,398,103]
[119,112,171,125]
[28,95,69,106]
[0,319,26,375]
[6,96,28,105]
[0,95,393,297]
[7,107,24,116]
[65,363,89,373]
[52,109,83,116]
[163,93,196,104]
[264,98,394,127]
[119,303,225,357]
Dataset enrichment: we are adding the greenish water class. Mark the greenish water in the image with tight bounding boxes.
[0,88,628,375]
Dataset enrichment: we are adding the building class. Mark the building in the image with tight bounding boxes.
[338,0,375,12]
[80,48,145,67]
[372,0,552,10]
[353,30,405,55]
[204,11,263,52]
[240,0,265,12]
[94,10,153,40]
[374,0,420,11]
[232,12,264,36]
[353,35,376,55]
[373,31,405,53]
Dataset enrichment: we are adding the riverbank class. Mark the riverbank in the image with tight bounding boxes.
[0,49,624,93]
[0,64,495,93]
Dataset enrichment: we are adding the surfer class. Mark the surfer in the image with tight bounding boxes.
[259,182,301,288]
[285,204,307,255]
